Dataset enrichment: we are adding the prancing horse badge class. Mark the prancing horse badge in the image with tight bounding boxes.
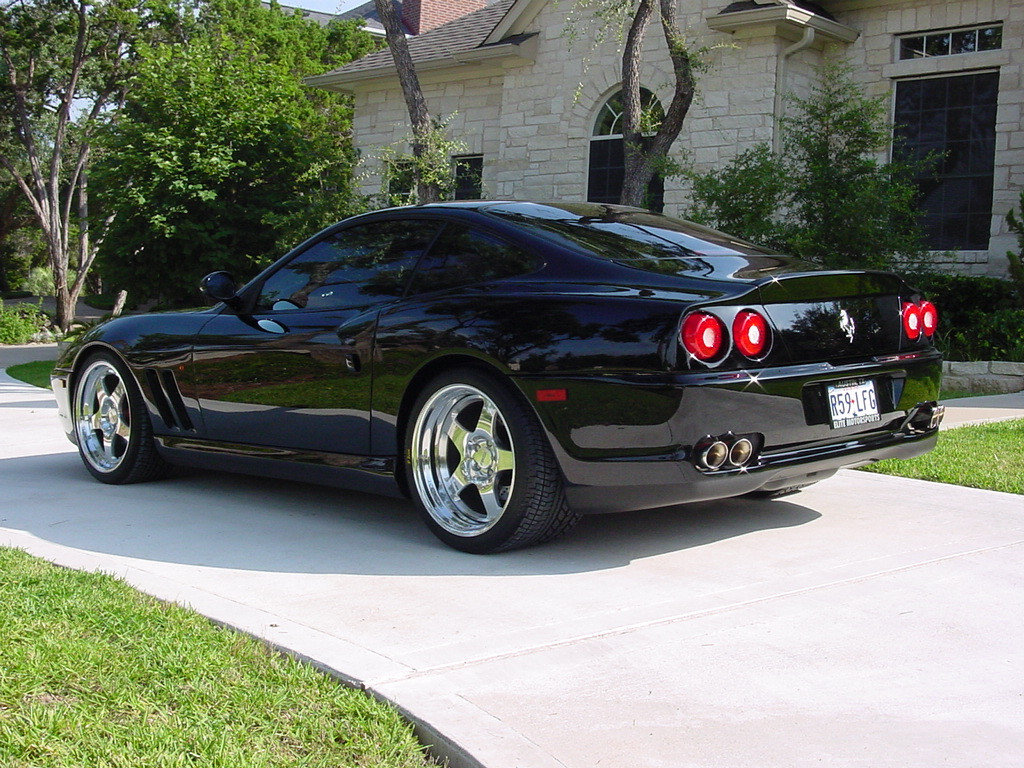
[839,308,856,343]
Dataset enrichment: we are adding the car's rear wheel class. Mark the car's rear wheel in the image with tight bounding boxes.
[405,368,579,553]
[73,352,169,484]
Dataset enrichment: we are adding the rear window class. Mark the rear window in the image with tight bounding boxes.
[484,202,777,276]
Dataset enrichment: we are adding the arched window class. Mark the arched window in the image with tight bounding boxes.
[588,89,665,212]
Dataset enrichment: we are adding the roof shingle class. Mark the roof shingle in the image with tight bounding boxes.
[319,0,516,77]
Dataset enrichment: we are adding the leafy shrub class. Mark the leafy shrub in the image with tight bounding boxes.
[934,308,1024,362]
[18,266,78,297]
[905,272,1024,361]
[0,301,49,344]
[907,272,1020,325]
[19,266,53,296]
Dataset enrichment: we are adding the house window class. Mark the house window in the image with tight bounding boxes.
[893,71,999,251]
[588,89,665,212]
[386,158,415,203]
[453,155,483,199]
[899,24,1002,60]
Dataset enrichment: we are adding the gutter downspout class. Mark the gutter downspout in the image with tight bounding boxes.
[773,27,816,153]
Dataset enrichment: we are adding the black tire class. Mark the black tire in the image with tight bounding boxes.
[404,368,579,553]
[72,351,169,484]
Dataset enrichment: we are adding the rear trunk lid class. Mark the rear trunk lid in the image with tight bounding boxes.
[755,271,917,363]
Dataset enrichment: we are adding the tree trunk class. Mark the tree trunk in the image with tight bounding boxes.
[48,233,74,330]
[618,0,696,208]
[373,0,442,203]
[619,0,654,208]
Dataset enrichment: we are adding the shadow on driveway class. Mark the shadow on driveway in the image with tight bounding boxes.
[1,451,820,577]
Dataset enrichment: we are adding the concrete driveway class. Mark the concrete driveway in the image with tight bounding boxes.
[2,344,1023,768]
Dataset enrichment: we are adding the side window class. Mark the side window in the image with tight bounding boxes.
[410,226,538,295]
[256,220,440,312]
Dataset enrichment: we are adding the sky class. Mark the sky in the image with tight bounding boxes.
[288,0,368,16]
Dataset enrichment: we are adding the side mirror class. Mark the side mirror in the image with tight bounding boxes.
[200,271,242,309]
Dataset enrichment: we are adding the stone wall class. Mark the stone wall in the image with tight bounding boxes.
[351,70,507,198]
[343,0,1023,277]
[943,360,1024,394]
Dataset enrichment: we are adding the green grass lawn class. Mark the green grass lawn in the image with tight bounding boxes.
[0,547,432,768]
[6,359,55,388]
[860,418,1024,495]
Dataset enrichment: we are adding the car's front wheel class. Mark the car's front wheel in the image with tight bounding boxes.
[73,352,169,484]
[405,368,579,553]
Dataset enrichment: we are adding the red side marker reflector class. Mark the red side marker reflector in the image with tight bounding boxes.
[536,388,568,402]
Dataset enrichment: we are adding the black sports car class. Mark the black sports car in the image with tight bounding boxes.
[52,202,944,553]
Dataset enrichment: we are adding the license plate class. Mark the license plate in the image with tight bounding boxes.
[826,379,880,429]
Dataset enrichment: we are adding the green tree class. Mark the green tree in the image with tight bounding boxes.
[783,57,924,269]
[687,56,925,270]
[0,0,167,329]
[568,0,703,208]
[93,0,378,307]
[0,177,39,293]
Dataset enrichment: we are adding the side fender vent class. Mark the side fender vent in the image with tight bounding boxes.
[145,368,195,432]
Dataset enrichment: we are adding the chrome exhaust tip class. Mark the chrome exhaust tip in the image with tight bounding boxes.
[700,440,730,470]
[693,433,763,472]
[728,437,754,467]
[901,401,945,434]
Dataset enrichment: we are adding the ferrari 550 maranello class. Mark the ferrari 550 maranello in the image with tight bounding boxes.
[52,201,944,553]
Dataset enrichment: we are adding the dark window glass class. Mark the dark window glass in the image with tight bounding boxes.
[979,25,1002,51]
[588,89,666,213]
[409,226,537,294]
[900,36,925,60]
[951,29,977,54]
[899,25,1001,60]
[453,155,484,199]
[588,138,625,204]
[925,33,951,57]
[387,159,415,202]
[894,72,999,250]
[256,221,440,311]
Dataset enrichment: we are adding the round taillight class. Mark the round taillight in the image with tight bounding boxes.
[920,301,938,337]
[681,312,725,362]
[902,302,922,340]
[733,310,769,359]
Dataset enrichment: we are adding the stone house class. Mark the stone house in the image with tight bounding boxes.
[307,0,1024,276]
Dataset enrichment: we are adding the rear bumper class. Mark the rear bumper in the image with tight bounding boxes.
[519,351,943,514]
[560,422,937,514]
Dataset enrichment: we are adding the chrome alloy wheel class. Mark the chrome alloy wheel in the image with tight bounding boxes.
[75,359,132,473]
[410,383,516,537]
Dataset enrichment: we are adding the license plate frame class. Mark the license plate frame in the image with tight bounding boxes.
[826,378,880,429]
